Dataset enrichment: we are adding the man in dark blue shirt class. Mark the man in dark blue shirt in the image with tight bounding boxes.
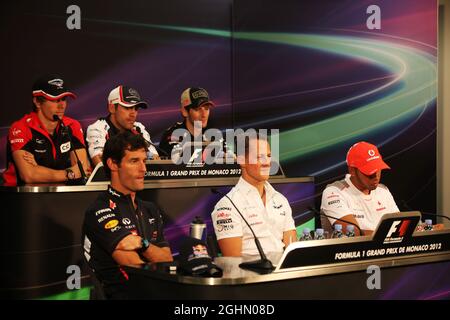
[82,131,172,299]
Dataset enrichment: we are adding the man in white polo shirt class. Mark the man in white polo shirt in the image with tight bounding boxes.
[211,134,297,257]
[321,141,399,236]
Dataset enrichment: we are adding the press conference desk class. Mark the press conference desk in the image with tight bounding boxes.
[0,175,314,299]
[124,249,450,300]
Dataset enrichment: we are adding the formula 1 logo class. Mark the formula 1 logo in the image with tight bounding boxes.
[383,220,411,244]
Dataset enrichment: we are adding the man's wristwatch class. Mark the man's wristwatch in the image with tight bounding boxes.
[65,168,76,180]
[138,238,150,254]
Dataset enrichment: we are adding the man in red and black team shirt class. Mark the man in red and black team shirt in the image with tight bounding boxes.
[82,131,173,299]
[2,75,91,186]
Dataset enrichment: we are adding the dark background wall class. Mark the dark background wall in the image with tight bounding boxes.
[0,0,437,213]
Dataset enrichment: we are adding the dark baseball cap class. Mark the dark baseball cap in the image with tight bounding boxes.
[108,85,148,109]
[32,75,76,101]
[180,87,215,109]
[177,237,223,277]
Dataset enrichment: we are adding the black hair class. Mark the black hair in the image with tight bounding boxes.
[102,131,149,179]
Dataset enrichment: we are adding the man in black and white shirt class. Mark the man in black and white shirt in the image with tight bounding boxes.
[86,85,158,167]
[211,134,296,256]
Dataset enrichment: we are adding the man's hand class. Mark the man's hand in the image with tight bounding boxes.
[22,152,38,166]
[115,234,143,251]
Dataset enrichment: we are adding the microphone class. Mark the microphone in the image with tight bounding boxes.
[400,200,450,223]
[211,188,274,273]
[53,115,87,184]
[133,126,170,159]
[308,206,365,236]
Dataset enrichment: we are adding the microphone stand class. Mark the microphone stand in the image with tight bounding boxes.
[308,206,365,236]
[133,126,170,159]
[400,200,450,223]
[53,115,87,184]
[211,189,274,273]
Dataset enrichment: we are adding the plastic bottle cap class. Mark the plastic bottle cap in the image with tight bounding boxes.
[316,228,324,236]
[334,224,342,231]
[192,216,204,224]
[346,225,354,232]
[303,228,310,234]
[425,219,432,225]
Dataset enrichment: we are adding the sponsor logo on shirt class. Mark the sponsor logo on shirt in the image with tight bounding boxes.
[109,200,117,210]
[148,218,155,224]
[11,139,24,144]
[122,218,131,225]
[98,213,116,223]
[353,214,365,219]
[247,214,258,219]
[216,212,231,219]
[250,221,263,226]
[104,219,119,229]
[216,218,233,224]
[60,141,71,153]
[35,138,45,145]
[34,149,47,153]
[273,204,283,209]
[327,193,340,199]
[110,226,121,233]
[95,208,112,216]
[108,189,121,198]
[376,206,387,211]
[216,207,232,211]
[12,128,21,136]
[217,224,234,232]
[328,200,340,205]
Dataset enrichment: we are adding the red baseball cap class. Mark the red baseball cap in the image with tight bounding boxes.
[346,141,390,175]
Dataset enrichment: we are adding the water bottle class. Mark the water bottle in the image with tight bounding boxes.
[314,228,325,240]
[300,228,313,241]
[331,224,344,238]
[190,216,207,241]
[345,225,355,237]
[424,219,433,231]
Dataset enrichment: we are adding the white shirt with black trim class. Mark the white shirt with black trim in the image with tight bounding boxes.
[86,118,158,159]
[211,177,295,256]
[320,174,400,231]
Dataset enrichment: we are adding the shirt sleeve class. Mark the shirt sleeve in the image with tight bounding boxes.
[320,186,352,226]
[144,202,170,248]
[68,120,86,148]
[211,197,243,240]
[83,203,131,255]
[86,122,107,159]
[282,196,296,232]
[8,121,32,152]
